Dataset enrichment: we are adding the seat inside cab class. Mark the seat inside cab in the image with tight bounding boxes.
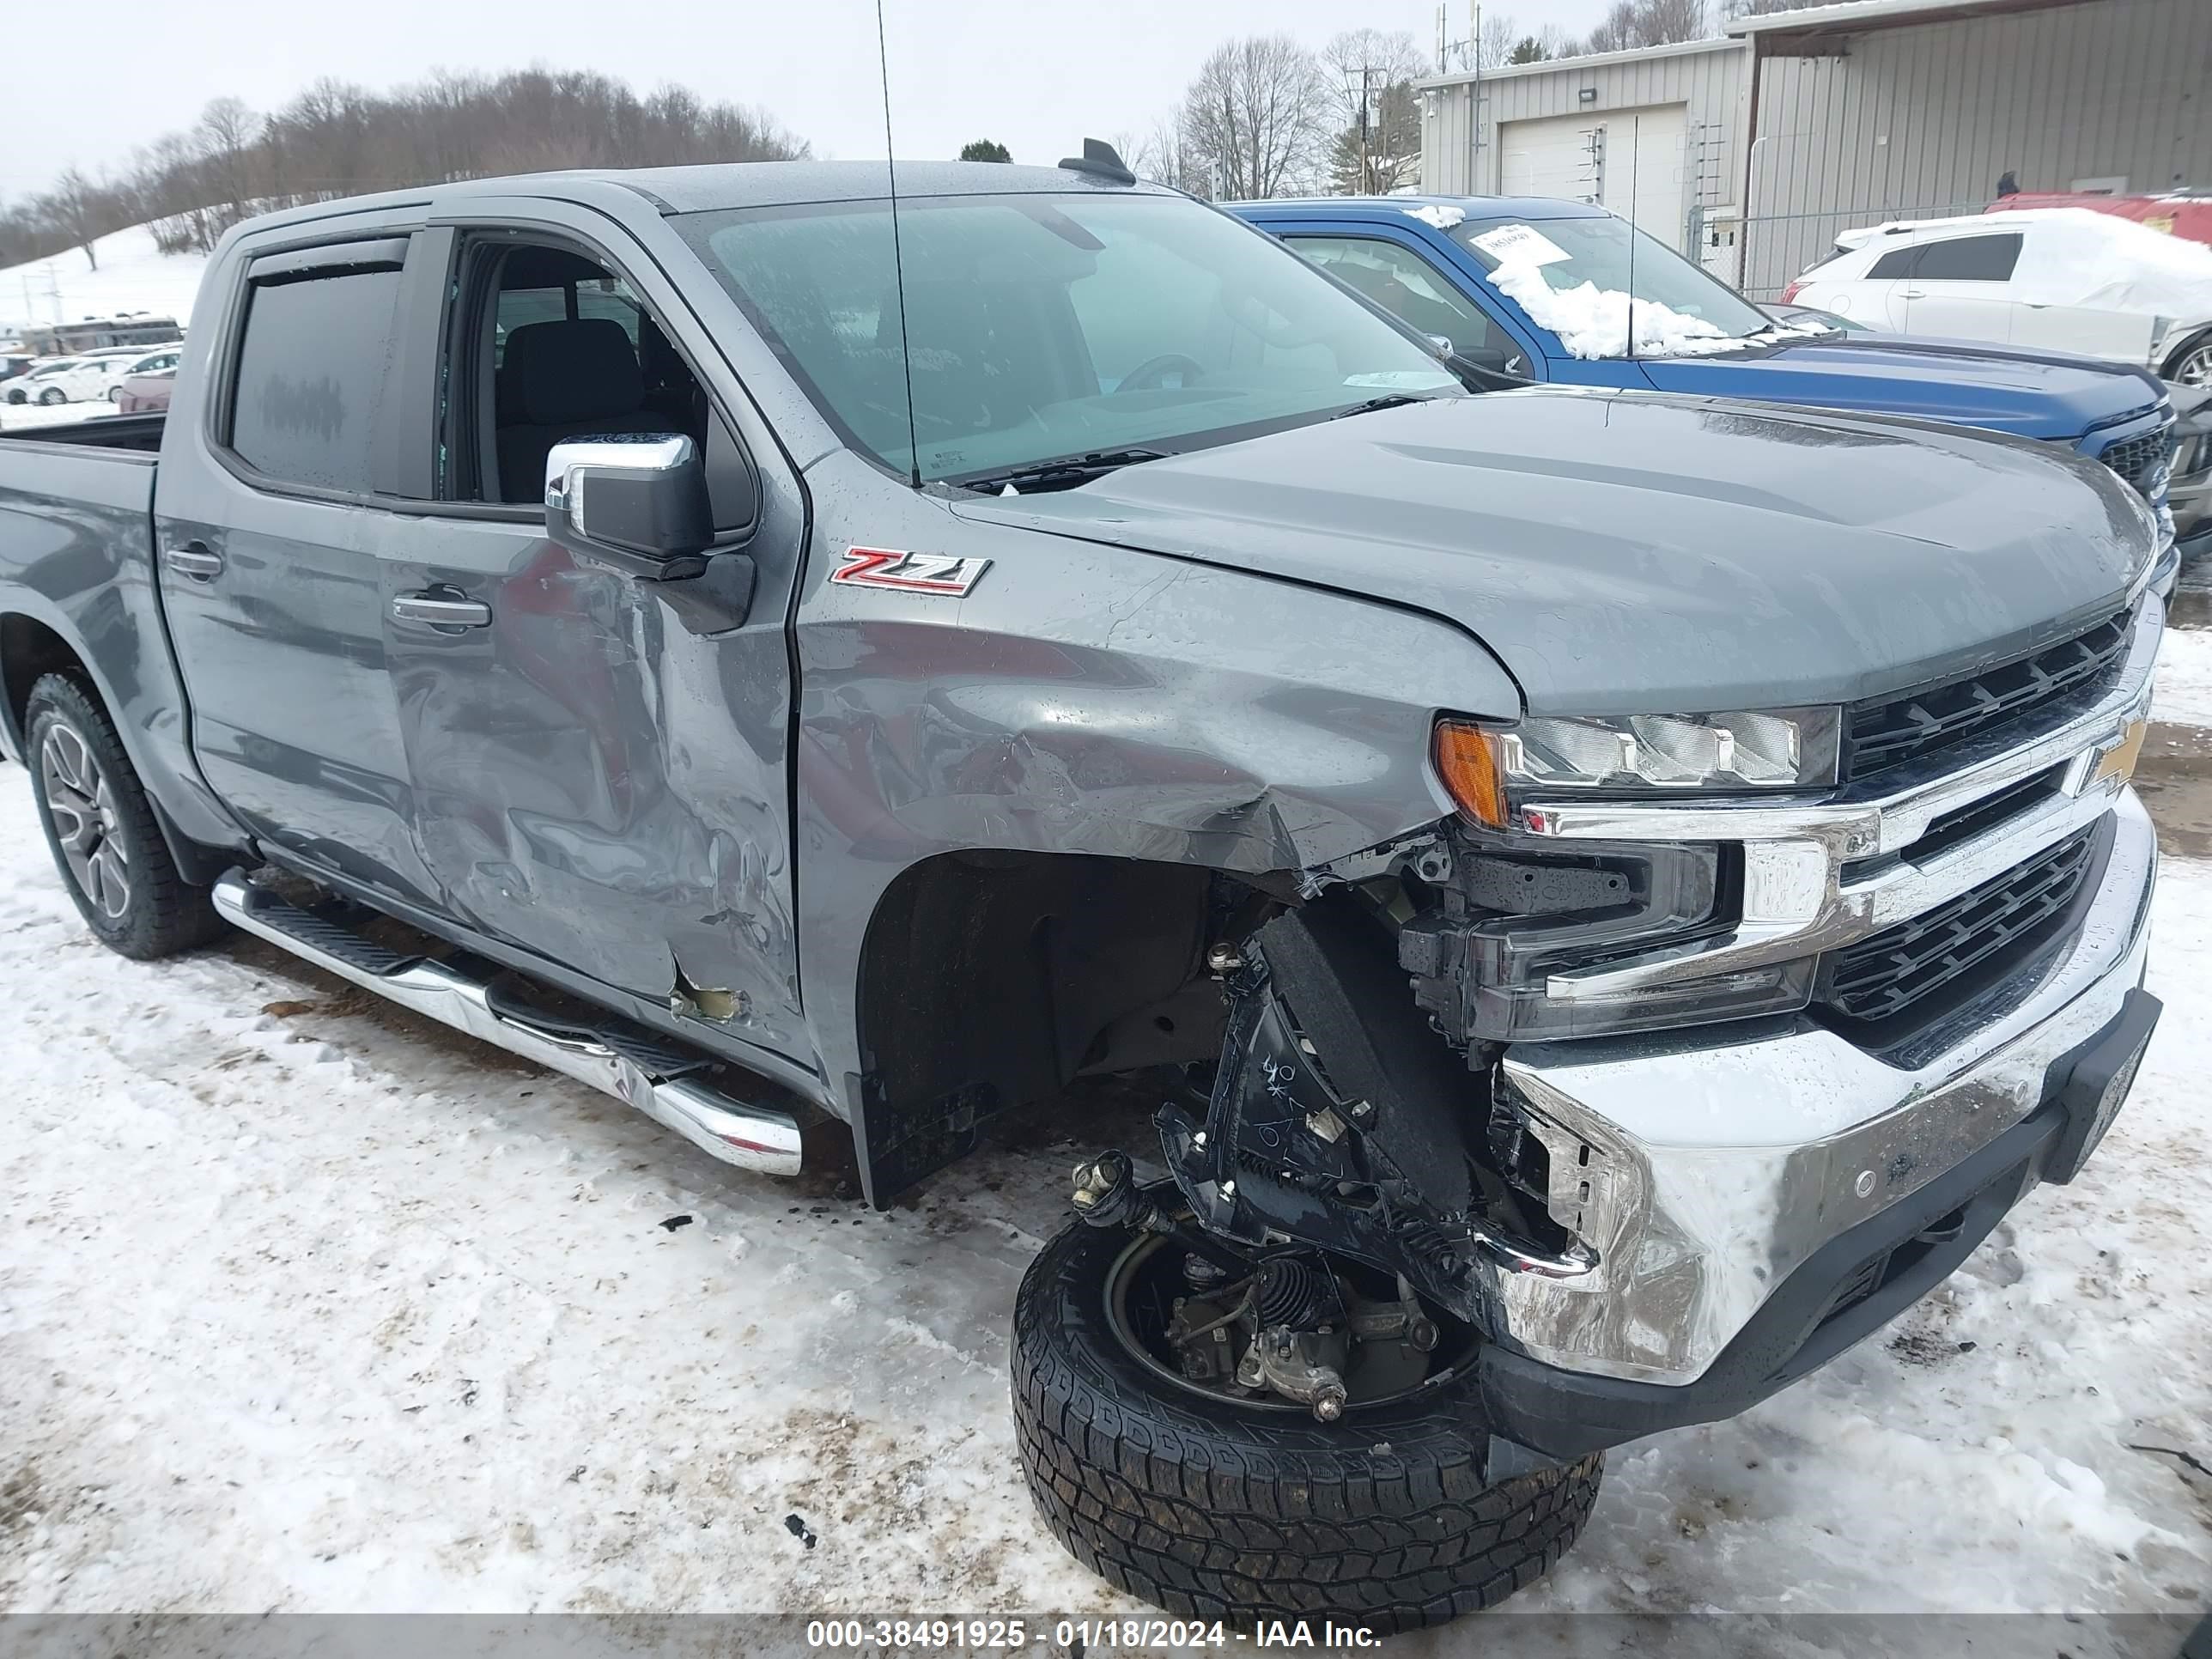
[484,245,709,503]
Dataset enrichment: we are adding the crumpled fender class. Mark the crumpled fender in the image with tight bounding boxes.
[788,471,1525,1119]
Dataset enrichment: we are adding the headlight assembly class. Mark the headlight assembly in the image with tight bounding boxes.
[1435,708,1840,828]
[1425,712,1837,1041]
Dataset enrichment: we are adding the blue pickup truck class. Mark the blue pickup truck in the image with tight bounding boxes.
[1233,194,2181,586]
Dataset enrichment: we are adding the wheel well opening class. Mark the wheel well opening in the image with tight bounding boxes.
[1,614,87,748]
[853,849,1270,1202]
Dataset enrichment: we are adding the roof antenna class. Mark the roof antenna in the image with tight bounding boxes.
[1059,138,1137,186]
[875,0,923,490]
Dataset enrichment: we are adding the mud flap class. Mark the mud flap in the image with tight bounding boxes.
[1155,896,1510,1334]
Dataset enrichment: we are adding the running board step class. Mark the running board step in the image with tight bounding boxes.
[211,871,802,1176]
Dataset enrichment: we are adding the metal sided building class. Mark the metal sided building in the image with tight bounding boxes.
[1417,0,2212,298]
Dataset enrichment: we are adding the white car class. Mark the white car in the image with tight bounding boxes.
[1785,208,2212,383]
[2,358,100,405]
[91,345,185,402]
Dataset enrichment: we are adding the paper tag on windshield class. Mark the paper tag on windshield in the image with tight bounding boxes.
[1468,223,1571,267]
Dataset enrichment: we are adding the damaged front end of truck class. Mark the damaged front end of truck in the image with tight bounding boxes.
[1080,623,2163,1462]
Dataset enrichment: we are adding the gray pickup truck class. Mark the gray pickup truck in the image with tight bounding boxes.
[0,153,2168,1632]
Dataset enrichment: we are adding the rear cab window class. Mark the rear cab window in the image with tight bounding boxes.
[226,258,405,494]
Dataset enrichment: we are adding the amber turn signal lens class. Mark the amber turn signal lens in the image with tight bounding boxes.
[1434,720,1508,829]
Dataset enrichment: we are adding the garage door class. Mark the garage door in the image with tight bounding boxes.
[1498,105,1690,251]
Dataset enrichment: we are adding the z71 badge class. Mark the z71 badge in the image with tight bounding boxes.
[830,546,992,596]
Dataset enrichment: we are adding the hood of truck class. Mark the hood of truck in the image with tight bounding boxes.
[1633,335,2163,441]
[953,389,2156,718]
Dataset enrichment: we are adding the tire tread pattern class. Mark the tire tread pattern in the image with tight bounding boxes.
[1010,1216,1603,1633]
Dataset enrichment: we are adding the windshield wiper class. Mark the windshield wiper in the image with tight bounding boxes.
[953,448,1169,495]
[1328,393,1436,421]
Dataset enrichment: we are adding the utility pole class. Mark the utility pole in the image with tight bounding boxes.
[1358,64,1372,194]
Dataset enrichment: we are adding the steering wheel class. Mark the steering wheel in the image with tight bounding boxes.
[1114,353,1206,393]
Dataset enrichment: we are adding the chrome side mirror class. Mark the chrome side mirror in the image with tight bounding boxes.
[544,433,713,576]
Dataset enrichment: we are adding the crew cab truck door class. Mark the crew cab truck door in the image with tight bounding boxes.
[379,204,808,1061]
[153,228,441,908]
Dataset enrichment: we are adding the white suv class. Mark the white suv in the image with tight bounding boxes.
[1786,208,2212,382]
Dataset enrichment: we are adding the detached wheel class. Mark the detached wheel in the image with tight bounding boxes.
[1011,1199,1603,1632]
[25,674,224,959]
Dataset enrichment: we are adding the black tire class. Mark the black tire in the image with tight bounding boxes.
[1011,1210,1604,1633]
[24,674,226,959]
[38,386,64,406]
[2164,327,2212,387]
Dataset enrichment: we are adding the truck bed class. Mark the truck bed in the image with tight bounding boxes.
[0,411,165,454]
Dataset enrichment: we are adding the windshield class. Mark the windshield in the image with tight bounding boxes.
[677,192,1460,483]
[1450,214,1782,360]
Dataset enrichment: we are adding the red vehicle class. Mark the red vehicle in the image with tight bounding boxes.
[113,367,174,415]
[1987,191,2212,248]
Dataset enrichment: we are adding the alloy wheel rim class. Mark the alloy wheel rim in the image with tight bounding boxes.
[40,722,131,919]
[2179,341,2212,387]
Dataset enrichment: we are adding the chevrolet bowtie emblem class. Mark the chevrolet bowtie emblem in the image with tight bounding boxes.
[2090,719,2148,788]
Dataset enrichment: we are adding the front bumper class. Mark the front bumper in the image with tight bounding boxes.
[1487,791,2156,1392]
[1462,595,2163,1407]
[1480,976,2161,1462]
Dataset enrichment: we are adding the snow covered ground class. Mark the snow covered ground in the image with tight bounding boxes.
[0,225,208,338]
[2156,624,2212,732]
[0,400,120,433]
[0,734,2208,1641]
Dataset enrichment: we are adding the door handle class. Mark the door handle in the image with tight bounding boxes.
[164,543,224,581]
[1899,289,1927,299]
[392,591,492,629]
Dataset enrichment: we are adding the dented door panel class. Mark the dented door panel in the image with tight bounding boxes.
[378,509,807,1060]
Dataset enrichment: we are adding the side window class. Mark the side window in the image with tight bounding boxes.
[1868,245,1922,279]
[1285,235,1496,356]
[228,266,404,492]
[464,240,719,507]
[1911,234,2021,283]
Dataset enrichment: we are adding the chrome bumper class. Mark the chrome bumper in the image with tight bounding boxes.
[1474,605,2165,1388]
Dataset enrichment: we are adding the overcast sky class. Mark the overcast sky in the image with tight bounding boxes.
[1,0,1619,198]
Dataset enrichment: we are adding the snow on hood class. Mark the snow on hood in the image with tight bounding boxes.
[1836,209,2212,319]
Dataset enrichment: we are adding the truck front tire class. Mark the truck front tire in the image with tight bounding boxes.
[1010,1208,1603,1633]
[25,674,225,959]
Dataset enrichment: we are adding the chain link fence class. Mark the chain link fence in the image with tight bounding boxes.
[1736,201,1987,301]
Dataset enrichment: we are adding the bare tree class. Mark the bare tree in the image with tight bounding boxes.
[194,96,261,232]
[1,68,811,269]
[1478,13,1521,69]
[1584,0,1711,52]
[1177,34,1330,201]
[1132,115,1206,195]
[1316,29,1426,197]
[47,168,108,269]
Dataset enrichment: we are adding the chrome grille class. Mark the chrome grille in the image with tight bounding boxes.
[1820,824,2099,1029]
[1846,611,2132,783]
